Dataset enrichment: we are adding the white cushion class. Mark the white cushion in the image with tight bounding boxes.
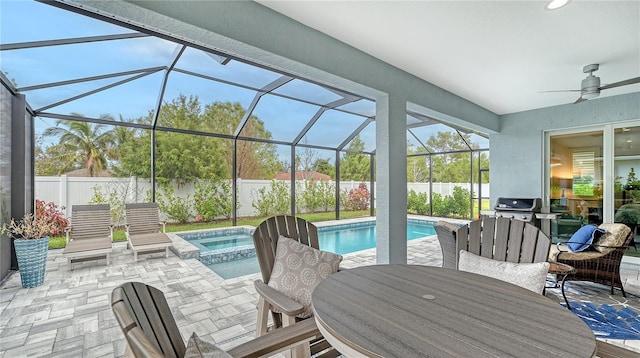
[458,250,550,294]
[184,332,231,358]
[268,235,342,318]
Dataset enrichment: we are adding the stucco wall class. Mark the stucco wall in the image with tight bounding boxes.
[492,92,640,205]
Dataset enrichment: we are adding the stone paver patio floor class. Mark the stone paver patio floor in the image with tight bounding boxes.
[1,234,639,357]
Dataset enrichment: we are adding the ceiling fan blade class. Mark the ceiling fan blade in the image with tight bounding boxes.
[600,76,640,90]
[574,96,587,104]
[538,90,582,93]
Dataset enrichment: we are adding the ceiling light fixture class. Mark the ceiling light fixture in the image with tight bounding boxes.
[546,0,570,10]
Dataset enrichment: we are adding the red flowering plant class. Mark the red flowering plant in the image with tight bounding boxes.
[35,199,69,236]
[346,183,370,211]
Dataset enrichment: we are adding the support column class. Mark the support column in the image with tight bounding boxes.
[376,95,407,264]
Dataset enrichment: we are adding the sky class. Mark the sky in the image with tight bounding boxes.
[1,0,487,163]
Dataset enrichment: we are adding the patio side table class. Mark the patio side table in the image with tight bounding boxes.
[546,261,576,310]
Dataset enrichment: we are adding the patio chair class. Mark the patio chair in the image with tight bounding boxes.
[434,220,459,269]
[124,203,173,262]
[456,216,552,265]
[549,223,632,297]
[62,204,113,270]
[596,340,640,358]
[111,282,323,358]
[252,215,340,357]
[456,216,552,294]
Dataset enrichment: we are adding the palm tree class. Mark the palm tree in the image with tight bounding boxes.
[42,116,116,177]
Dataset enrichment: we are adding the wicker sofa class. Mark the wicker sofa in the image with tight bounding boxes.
[549,223,633,297]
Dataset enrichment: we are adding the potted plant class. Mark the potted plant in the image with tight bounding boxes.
[1,213,53,288]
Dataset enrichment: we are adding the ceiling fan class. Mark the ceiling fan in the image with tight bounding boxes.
[543,64,640,104]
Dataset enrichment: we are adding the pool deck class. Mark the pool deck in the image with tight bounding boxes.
[1,225,639,357]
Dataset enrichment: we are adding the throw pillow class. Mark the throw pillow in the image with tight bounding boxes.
[594,223,631,254]
[567,225,605,252]
[185,332,231,358]
[458,250,550,294]
[268,235,343,318]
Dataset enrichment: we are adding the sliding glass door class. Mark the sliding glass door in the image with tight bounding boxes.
[613,125,640,238]
[546,121,640,242]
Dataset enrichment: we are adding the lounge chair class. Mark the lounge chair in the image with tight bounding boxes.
[125,203,173,262]
[252,215,339,357]
[549,223,632,296]
[111,281,322,358]
[62,204,113,270]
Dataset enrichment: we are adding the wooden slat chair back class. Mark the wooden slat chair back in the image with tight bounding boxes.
[68,204,112,240]
[253,215,319,284]
[252,216,338,358]
[111,282,186,358]
[125,203,165,236]
[111,282,324,358]
[456,216,551,265]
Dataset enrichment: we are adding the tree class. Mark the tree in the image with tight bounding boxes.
[202,101,280,179]
[42,116,116,176]
[313,158,335,179]
[35,140,76,176]
[340,135,370,181]
[407,142,430,182]
[113,96,228,185]
[112,96,280,184]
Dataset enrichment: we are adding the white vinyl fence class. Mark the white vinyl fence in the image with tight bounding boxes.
[35,175,489,220]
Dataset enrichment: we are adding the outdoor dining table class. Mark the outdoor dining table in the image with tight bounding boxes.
[312,264,596,358]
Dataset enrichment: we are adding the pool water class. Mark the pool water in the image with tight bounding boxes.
[185,220,437,279]
[189,234,253,252]
[319,221,436,255]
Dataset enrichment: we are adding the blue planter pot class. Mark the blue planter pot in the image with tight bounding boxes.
[14,236,49,288]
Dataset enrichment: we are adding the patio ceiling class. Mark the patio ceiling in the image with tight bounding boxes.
[0,0,489,161]
[258,1,640,115]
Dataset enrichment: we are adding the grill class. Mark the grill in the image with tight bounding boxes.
[493,197,542,226]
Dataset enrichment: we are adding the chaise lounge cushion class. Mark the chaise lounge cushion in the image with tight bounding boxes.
[268,235,342,318]
[458,250,550,294]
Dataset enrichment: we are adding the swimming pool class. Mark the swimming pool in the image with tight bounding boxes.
[317,219,436,254]
[178,219,437,279]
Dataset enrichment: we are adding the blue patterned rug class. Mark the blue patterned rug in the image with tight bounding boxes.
[558,282,640,340]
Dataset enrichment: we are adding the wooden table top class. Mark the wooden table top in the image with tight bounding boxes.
[312,265,595,358]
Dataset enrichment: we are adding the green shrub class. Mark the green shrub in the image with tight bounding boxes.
[431,186,471,218]
[193,178,235,221]
[407,190,429,215]
[156,184,192,223]
[432,193,447,216]
[252,180,291,216]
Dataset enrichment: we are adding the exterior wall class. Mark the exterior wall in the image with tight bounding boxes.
[0,85,12,280]
[34,176,489,221]
[492,92,640,207]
